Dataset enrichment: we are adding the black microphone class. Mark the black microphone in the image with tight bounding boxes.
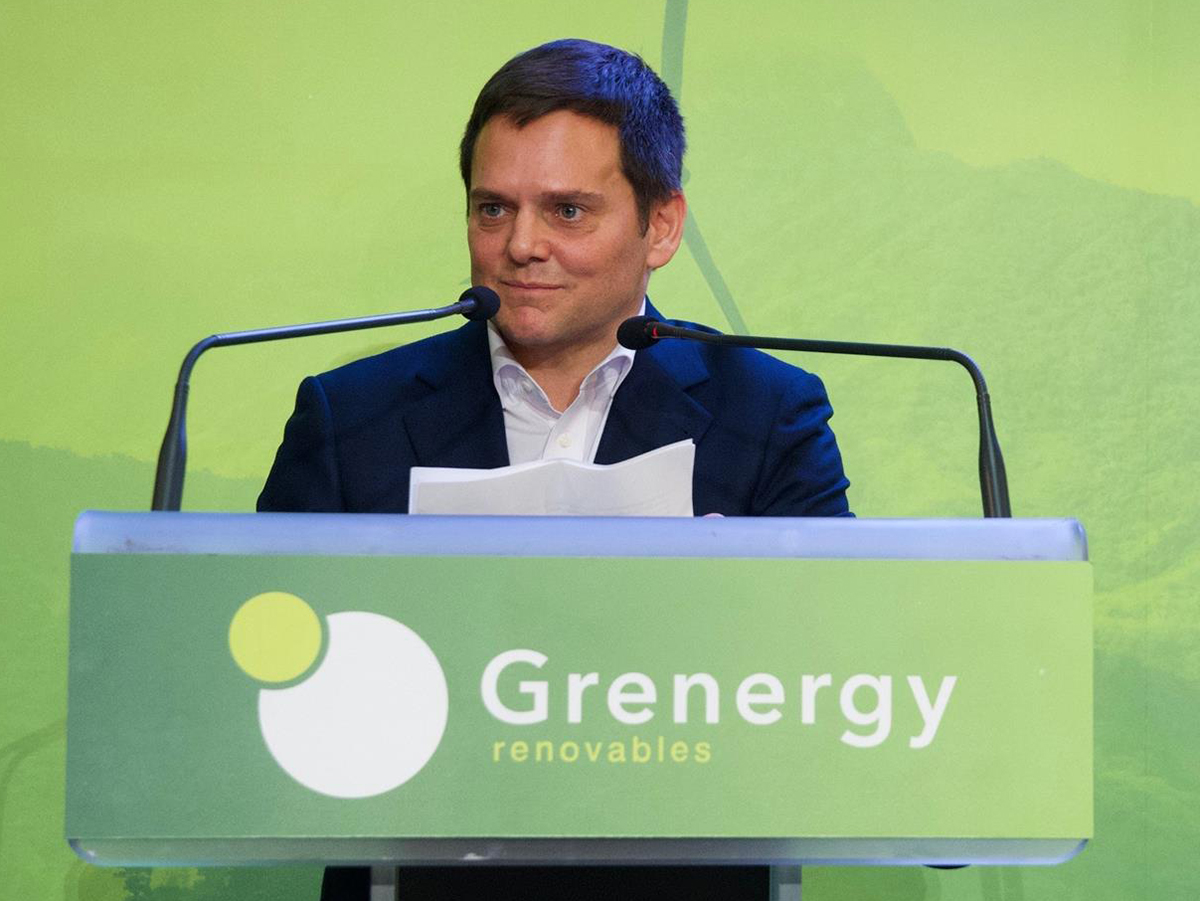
[616,315,659,350]
[619,315,1011,518]
[460,286,501,321]
[151,286,501,512]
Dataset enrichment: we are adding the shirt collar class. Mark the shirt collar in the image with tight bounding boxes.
[487,299,644,412]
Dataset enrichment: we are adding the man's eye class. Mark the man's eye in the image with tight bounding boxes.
[479,203,504,218]
[558,204,581,220]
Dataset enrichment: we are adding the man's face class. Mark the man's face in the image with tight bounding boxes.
[467,110,683,362]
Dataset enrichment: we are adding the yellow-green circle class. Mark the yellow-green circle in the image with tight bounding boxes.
[229,592,322,683]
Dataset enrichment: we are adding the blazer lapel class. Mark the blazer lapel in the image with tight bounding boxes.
[401,309,710,470]
[402,321,510,470]
[595,312,712,465]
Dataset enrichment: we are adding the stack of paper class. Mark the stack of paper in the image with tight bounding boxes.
[408,439,694,517]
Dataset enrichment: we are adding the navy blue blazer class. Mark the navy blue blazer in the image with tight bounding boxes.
[257,307,850,516]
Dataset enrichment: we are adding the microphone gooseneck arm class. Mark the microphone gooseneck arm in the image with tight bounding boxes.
[630,318,1011,518]
[151,287,500,512]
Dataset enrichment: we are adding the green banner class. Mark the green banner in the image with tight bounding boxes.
[68,555,1092,843]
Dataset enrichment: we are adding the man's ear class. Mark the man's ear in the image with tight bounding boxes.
[646,191,687,270]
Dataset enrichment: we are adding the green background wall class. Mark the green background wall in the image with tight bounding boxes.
[2,1,1197,897]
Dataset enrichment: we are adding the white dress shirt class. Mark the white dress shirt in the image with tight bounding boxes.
[487,303,643,465]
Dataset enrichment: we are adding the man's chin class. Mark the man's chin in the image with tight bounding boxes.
[495,310,557,346]
[495,325,559,352]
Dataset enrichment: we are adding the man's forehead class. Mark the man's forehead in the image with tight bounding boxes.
[474,111,619,154]
[470,111,627,193]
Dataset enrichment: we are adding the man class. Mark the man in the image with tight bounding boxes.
[261,38,849,899]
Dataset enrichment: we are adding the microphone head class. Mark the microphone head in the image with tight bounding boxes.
[617,315,660,350]
[459,286,501,321]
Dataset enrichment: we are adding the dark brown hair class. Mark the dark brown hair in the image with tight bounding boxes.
[460,39,685,229]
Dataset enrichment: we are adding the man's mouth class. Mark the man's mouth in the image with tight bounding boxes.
[501,280,562,291]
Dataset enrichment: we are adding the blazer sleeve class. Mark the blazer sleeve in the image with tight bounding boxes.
[751,370,852,517]
[257,376,346,512]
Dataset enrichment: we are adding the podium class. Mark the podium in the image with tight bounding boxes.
[67,512,1092,896]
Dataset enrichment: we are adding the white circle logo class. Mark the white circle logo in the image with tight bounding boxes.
[229,595,449,798]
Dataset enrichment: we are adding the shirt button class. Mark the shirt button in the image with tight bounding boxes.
[557,433,572,448]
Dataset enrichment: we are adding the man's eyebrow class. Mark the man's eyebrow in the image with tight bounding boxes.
[469,188,509,203]
[468,188,607,205]
[543,191,605,205]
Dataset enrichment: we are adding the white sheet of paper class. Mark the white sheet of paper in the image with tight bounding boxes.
[408,439,695,516]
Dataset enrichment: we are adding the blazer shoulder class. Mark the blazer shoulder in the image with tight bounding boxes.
[312,320,488,406]
[655,313,824,398]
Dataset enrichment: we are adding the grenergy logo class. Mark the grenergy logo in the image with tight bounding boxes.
[229,592,448,798]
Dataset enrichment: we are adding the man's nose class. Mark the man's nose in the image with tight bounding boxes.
[506,209,551,264]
